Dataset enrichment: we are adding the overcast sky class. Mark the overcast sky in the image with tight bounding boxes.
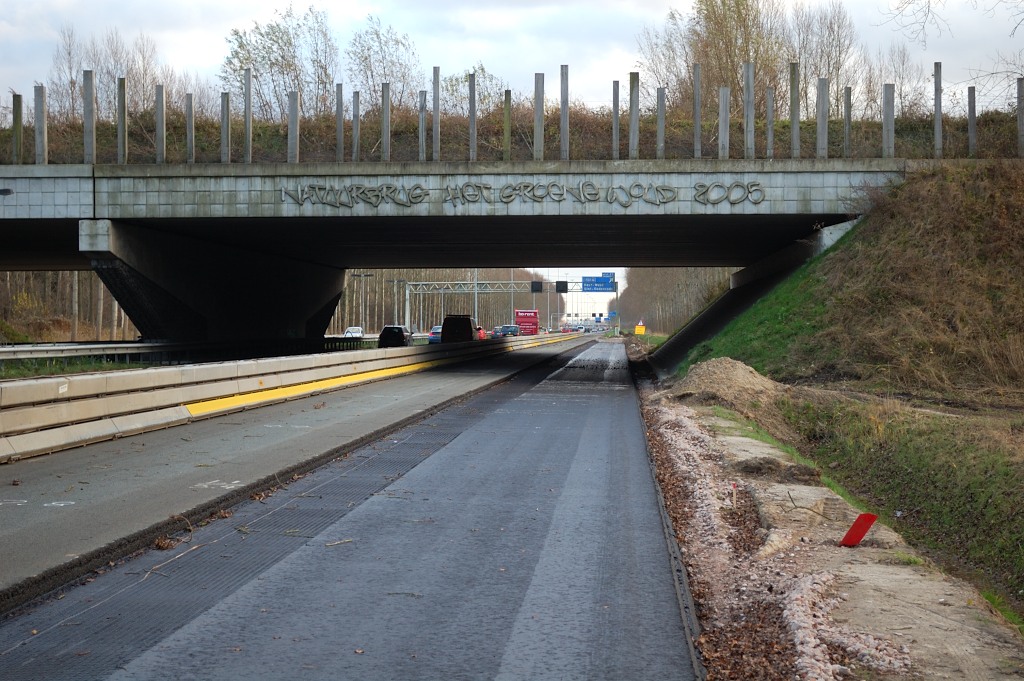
[1,0,1019,298]
[3,0,1018,105]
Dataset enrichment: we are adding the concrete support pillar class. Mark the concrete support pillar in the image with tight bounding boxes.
[533,73,544,161]
[718,87,730,160]
[432,67,440,161]
[693,64,702,159]
[185,94,195,163]
[34,85,47,165]
[883,84,895,158]
[789,62,800,159]
[117,78,127,164]
[611,81,620,160]
[220,93,231,163]
[559,65,569,161]
[83,70,96,164]
[336,83,345,162]
[968,86,977,157]
[244,68,252,164]
[743,62,754,159]
[816,78,829,159]
[381,83,390,162]
[934,62,944,159]
[469,73,477,162]
[11,93,22,164]
[352,91,360,161]
[418,90,427,162]
[288,91,300,163]
[155,85,165,164]
[628,72,640,160]
[656,87,665,160]
[766,87,775,160]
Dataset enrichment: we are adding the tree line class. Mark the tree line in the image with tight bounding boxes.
[7,1,1020,129]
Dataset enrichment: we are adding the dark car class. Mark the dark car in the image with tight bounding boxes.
[499,324,520,337]
[491,326,503,339]
[377,325,413,348]
[440,314,477,343]
[427,325,443,344]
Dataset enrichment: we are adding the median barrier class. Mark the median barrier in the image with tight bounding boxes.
[0,334,578,463]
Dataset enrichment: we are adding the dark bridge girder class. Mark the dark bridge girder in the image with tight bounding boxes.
[121,212,848,269]
[5,210,850,343]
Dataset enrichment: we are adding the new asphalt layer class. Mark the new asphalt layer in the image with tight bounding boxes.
[0,340,698,680]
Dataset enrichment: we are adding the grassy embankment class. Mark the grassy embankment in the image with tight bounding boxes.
[675,161,1024,628]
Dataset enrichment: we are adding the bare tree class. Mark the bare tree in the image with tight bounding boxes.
[344,15,423,111]
[636,9,693,108]
[639,0,791,118]
[85,28,130,121]
[439,63,509,116]
[221,5,339,121]
[886,0,1024,43]
[47,25,84,122]
[791,0,864,117]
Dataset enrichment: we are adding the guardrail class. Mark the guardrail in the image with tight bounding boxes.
[0,334,579,464]
[0,336,401,365]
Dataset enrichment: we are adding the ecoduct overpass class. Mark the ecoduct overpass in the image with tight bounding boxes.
[0,158,907,343]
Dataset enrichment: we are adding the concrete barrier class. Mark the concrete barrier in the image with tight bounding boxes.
[0,334,578,463]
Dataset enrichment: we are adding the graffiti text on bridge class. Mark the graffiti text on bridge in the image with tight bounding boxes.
[444,181,678,207]
[282,183,430,208]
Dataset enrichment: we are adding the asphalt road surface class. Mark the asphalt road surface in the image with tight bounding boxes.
[0,339,697,680]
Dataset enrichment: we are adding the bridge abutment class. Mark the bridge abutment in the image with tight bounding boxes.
[79,219,344,342]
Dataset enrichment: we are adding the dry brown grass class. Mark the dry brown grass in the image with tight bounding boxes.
[2,106,1021,164]
[810,161,1024,405]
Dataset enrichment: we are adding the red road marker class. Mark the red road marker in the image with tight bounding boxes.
[839,513,878,547]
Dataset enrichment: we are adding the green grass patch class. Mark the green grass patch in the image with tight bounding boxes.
[706,405,868,512]
[676,260,836,381]
[0,358,153,380]
[781,397,1024,601]
[887,551,926,566]
[984,591,1024,636]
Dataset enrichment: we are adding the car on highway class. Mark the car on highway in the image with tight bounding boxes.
[377,325,413,348]
[342,326,364,338]
[427,325,443,343]
[499,324,520,337]
[491,326,503,339]
[441,314,477,342]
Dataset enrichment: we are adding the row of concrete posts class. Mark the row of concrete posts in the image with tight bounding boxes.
[8,64,1024,164]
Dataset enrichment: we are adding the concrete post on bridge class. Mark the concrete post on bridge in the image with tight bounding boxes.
[718,87,730,159]
[78,219,345,343]
[1017,78,1023,158]
[34,86,47,165]
[744,63,754,160]
[84,70,96,165]
[816,78,829,159]
[155,85,166,164]
[883,84,895,158]
[10,94,23,165]
[693,64,702,159]
[934,62,943,160]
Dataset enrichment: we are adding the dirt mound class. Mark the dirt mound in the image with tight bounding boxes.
[656,356,822,445]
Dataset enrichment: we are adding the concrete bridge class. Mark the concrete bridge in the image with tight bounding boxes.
[8,63,1008,344]
[0,158,908,342]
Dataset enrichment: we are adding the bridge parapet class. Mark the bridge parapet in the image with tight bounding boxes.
[1,159,908,222]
